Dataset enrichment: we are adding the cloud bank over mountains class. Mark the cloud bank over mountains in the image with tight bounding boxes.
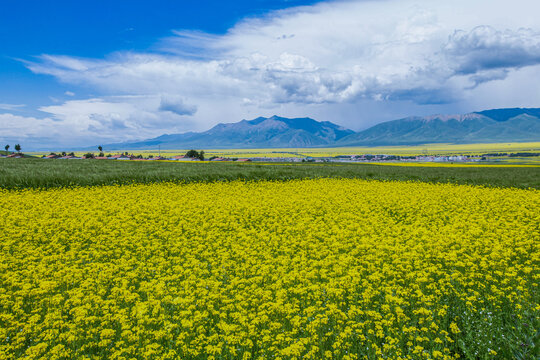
[3,0,540,149]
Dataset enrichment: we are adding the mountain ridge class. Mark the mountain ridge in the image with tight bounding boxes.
[98,108,540,150]
[101,115,354,150]
[336,108,540,146]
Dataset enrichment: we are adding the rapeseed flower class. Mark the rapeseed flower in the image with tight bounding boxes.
[0,179,537,359]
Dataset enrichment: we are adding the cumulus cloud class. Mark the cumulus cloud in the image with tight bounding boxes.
[0,96,199,149]
[28,1,540,105]
[1,113,54,137]
[444,26,540,75]
[39,96,195,132]
[466,69,509,89]
[0,113,65,149]
[159,96,197,116]
[15,0,540,147]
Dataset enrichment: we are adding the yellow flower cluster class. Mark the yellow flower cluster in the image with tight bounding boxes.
[0,179,538,359]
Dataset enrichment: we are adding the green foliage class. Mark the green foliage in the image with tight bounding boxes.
[185,149,205,160]
[14,144,21,152]
[0,158,538,190]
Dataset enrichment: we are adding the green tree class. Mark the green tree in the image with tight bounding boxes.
[14,144,21,153]
[185,149,205,160]
[98,145,103,152]
[4,145,9,152]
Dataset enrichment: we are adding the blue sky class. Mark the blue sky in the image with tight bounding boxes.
[0,0,320,113]
[1,0,539,149]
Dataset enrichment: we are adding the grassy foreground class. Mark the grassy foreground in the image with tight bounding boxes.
[0,158,539,189]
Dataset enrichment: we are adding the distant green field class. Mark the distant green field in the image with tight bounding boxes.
[26,141,540,158]
[1,158,538,189]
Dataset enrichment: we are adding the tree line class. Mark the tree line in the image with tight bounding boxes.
[4,144,22,153]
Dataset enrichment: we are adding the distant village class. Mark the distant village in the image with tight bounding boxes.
[2,146,538,163]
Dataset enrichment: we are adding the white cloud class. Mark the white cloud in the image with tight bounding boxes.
[444,26,540,75]
[159,96,197,116]
[64,91,75,96]
[39,96,196,134]
[0,103,25,111]
[0,96,203,149]
[16,0,540,147]
[0,113,62,149]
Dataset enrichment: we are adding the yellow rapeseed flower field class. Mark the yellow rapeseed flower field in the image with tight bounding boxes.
[0,179,538,359]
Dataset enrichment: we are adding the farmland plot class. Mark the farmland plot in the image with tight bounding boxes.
[0,179,538,359]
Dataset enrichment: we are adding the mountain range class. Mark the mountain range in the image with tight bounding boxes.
[103,116,354,149]
[100,108,540,150]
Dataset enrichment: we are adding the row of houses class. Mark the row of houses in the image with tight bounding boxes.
[37,154,253,162]
[250,155,478,163]
[40,154,203,161]
[1,152,482,163]
[210,157,251,162]
[0,153,24,158]
[347,154,477,162]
